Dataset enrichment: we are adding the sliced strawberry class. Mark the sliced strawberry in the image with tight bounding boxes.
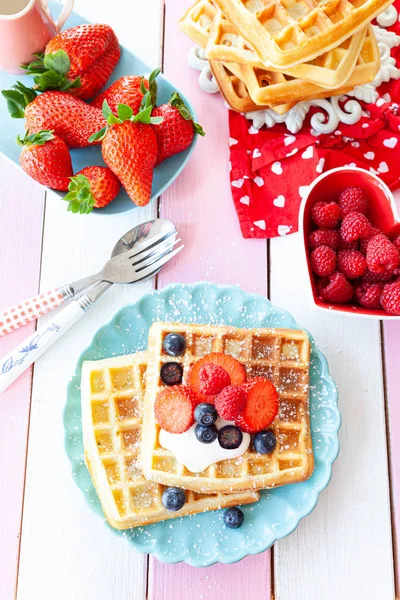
[235,378,279,434]
[154,386,194,434]
[188,352,246,403]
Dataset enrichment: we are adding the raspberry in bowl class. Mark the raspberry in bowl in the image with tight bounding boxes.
[299,167,400,319]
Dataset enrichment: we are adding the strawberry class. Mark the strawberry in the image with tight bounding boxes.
[154,386,194,433]
[90,98,159,207]
[152,92,205,165]
[215,385,247,420]
[188,352,246,403]
[64,166,121,213]
[199,363,231,395]
[91,75,152,113]
[2,84,106,148]
[18,130,72,191]
[22,24,120,100]
[235,378,279,434]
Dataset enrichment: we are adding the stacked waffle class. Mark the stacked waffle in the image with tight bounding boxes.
[81,321,314,530]
[179,0,390,113]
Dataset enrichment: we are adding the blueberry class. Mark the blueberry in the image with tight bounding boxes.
[161,487,186,511]
[253,430,276,454]
[163,333,186,357]
[195,424,218,444]
[218,425,243,450]
[223,507,244,529]
[160,362,183,386]
[194,403,218,426]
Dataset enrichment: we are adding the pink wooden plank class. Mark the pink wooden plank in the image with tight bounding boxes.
[383,320,400,592]
[0,161,44,600]
[149,1,271,597]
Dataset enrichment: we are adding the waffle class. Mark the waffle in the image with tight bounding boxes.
[213,0,392,69]
[239,24,379,107]
[141,323,314,494]
[210,60,294,113]
[81,352,259,530]
[206,8,367,89]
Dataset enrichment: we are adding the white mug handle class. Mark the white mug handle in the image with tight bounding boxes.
[41,0,74,32]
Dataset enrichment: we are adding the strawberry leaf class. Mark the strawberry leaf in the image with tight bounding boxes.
[43,50,71,76]
[117,104,133,121]
[17,130,54,147]
[133,105,152,124]
[88,126,108,143]
[33,70,66,91]
[1,90,26,118]
[102,100,121,125]
[169,92,206,137]
[148,68,161,107]
[64,174,95,214]
[62,76,81,91]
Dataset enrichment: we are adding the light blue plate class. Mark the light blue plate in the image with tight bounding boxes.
[0,1,197,214]
[65,282,340,566]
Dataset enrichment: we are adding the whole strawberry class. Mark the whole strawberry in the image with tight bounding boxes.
[152,92,205,165]
[92,75,152,113]
[22,24,120,100]
[2,85,106,148]
[18,130,72,191]
[91,100,160,206]
[64,166,121,214]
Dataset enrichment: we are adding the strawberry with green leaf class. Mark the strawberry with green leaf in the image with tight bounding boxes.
[90,94,162,207]
[22,24,120,100]
[91,69,160,114]
[151,92,205,165]
[64,166,121,213]
[2,84,106,148]
[18,130,73,191]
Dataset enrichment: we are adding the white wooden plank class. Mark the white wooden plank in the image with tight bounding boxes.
[17,1,162,598]
[270,233,395,600]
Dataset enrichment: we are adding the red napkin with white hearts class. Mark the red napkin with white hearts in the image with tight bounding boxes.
[229,6,400,239]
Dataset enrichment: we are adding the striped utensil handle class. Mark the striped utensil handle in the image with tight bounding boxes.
[0,286,74,336]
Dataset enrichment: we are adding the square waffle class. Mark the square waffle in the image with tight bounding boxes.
[206,8,367,89]
[213,0,392,69]
[81,352,259,530]
[238,24,379,106]
[141,323,314,494]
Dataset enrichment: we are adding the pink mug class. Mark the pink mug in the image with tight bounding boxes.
[0,0,74,73]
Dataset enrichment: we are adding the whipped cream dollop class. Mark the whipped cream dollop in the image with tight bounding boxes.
[159,418,251,473]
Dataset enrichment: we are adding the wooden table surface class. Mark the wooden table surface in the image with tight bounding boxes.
[0,1,399,598]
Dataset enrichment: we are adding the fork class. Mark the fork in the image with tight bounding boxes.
[0,237,183,394]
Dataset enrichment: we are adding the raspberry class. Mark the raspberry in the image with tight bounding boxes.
[188,352,246,403]
[154,386,194,434]
[311,201,340,228]
[362,269,393,284]
[393,235,400,252]
[366,233,400,275]
[338,186,368,218]
[318,271,353,303]
[337,249,367,279]
[198,363,231,395]
[360,227,380,254]
[310,245,336,277]
[308,229,341,250]
[340,212,372,243]
[355,282,383,309]
[235,378,278,434]
[381,280,400,315]
[215,385,247,420]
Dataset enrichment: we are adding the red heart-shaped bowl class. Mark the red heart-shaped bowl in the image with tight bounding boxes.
[299,166,400,319]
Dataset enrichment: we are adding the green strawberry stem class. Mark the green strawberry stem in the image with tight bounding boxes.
[17,130,55,147]
[169,92,205,136]
[21,50,81,92]
[63,174,95,214]
[139,68,161,110]
[88,99,163,143]
[2,82,38,118]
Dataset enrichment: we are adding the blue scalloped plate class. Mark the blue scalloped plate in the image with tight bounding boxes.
[65,283,340,566]
[0,1,197,214]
